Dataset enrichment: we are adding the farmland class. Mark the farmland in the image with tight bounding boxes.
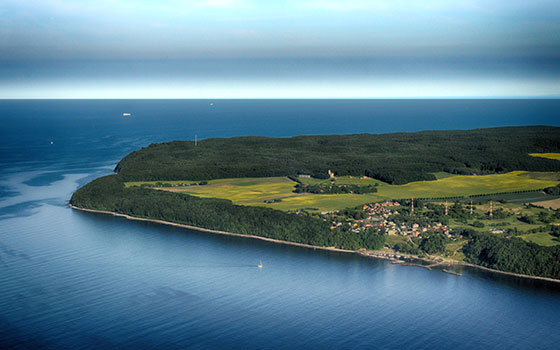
[127,171,560,213]
[529,152,560,161]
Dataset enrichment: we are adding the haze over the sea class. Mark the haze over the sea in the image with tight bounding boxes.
[1,0,559,98]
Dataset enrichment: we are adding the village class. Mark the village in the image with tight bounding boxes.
[319,199,455,238]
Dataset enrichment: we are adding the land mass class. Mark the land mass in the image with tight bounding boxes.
[71,126,560,280]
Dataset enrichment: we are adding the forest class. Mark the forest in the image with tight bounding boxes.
[114,126,560,185]
[461,229,560,279]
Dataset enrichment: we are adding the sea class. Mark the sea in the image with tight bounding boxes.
[1,99,559,349]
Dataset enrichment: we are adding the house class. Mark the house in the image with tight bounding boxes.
[490,229,506,234]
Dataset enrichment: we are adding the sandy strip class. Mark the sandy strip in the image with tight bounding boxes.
[456,263,560,283]
[68,203,560,284]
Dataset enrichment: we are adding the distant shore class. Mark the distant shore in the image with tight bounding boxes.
[68,203,560,284]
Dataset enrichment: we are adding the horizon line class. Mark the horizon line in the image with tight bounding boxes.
[1,96,559,100]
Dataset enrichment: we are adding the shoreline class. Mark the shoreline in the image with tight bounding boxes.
[68,203,560,284]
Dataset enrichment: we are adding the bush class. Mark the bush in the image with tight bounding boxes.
[472,221,485,228]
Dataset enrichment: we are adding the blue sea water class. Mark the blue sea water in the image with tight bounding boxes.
[1,99,559,349]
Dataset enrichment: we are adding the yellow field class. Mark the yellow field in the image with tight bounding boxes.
[165,177,297,203]
[529,153,560,161]
[126,171,560,212]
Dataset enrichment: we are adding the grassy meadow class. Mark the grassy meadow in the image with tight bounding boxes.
[520,232,560,246]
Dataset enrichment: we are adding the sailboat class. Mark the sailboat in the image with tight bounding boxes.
[257,258,263,268]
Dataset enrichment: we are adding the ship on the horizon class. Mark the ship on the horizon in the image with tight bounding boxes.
[123,113,132,117]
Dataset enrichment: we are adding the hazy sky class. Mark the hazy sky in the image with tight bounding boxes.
[1,0,559,98]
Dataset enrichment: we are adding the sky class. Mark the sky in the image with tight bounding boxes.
[0,0,559,98]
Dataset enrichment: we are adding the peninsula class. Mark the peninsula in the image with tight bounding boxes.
[71,126,560,280]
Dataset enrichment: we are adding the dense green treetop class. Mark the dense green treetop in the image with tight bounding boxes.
[115,126,560,184]
[462,229,560,279]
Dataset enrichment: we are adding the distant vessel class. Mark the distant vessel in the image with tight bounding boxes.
[123,113,132,117]
[257,259,263,268]
[209,103,214,107]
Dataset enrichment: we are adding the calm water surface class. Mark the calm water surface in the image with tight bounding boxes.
[1,100,559,349]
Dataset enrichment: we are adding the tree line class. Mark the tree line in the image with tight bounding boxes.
[294,183,378,194]
[461,229,560,279]
[114,126,560,185]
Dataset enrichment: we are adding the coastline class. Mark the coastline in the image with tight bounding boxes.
[68,203,560,284]
[67,203,356,255]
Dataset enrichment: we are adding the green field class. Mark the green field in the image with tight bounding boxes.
[126,171,560,213]
[520,232,560,246]
[529,153,560,161]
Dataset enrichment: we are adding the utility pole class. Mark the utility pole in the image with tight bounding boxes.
[195,134,197,146]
